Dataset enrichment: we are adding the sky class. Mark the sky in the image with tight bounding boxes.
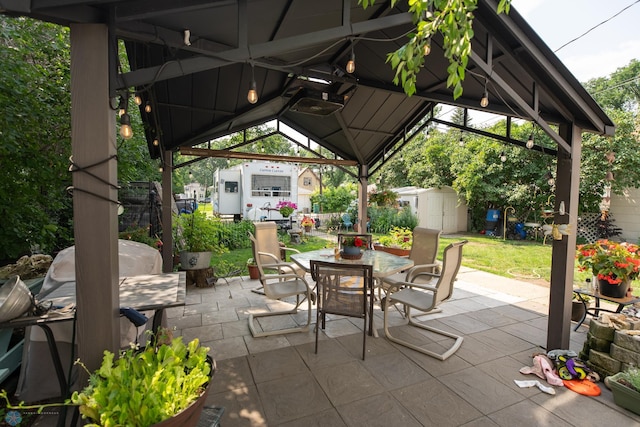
[511,0,640,82]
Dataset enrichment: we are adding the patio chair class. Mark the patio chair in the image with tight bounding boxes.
[247,235,314,337]
[378,227,441,301]
[382,240,467,360]
[311,260,374,360]
[249,222,304,292]
[341,213,353,231]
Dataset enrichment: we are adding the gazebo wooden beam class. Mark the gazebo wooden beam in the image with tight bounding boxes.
[179,147,358,167]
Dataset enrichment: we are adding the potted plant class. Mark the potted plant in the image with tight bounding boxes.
[340,235,365,259]
[275,200,297,218]
[173,211,222,270]
[607,367,640,415]
[374,226,413,256]
[571,292,591,322]
[300,216,315,232]
[247,257,260,280]
[1,328,214,426]
[576,239,640,298]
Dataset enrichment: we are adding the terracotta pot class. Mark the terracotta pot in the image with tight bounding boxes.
[598,277,630,298]
[248,264,260,280]
[304,225,312,232]
[571,301,586,322]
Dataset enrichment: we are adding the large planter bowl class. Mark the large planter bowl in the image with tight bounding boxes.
[598,278,630,298]
[0,276,33,323]
[180,251,213,270]
[373,245,411,257]
[607,372,640,415]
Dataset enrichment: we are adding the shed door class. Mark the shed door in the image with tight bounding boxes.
[426,192,443,230]
[442,192,458,233]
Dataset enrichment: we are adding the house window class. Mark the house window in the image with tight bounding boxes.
[303,177,312,186]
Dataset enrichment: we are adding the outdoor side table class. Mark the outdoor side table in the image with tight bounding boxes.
[572,287,640,330]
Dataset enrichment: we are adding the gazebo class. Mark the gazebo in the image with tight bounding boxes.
[0,0,614,373]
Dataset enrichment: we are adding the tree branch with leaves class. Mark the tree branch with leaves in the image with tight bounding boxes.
[360,0,511,97]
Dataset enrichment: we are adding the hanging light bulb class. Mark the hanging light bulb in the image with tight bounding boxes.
[247,63,258,104]
[134,94,142,105]
[346,46,356,74]
[480,90,489,108]
[153,138,159,146]
[526,134,534,149]
[119,113,133,139]
[423,40,431,56]
[545,171,555,186]
[117,96,127,117]
[144,102,152,113]
[158,164,163,172]
[500,151,506,162]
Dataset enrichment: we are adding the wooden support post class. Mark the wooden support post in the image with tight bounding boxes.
[70,23,119,375]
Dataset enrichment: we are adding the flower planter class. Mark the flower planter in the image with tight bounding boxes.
[571,301,586,322]
[598,278,630,298]
[248,264,260,280]
[373,245,411,257]
[180,251,213,270]
[608,372,640,416]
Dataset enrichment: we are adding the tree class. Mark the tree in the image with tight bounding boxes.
[361,0,512,97]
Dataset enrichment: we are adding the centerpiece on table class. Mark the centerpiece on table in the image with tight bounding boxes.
[341,235,365,260]
[276,200,297,218]
[576,239,640,298]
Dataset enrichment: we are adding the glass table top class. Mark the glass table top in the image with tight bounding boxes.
[291,249,414,278]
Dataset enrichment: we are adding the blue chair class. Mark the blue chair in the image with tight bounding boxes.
[341,213,353,231]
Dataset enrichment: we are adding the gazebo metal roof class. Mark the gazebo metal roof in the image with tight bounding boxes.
[1,0,614,362]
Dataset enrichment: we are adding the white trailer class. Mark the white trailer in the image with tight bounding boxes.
[212,161,299,221]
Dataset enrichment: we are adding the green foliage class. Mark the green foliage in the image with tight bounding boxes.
[173,211,226,253]
[361,0,512,98]
[119,226,161,248]
[310,182,358,213]
[369,190,399,207]
[377,226,413,249]
[71,330,211,426]
[368,206,417,234]
[619,367,640,392]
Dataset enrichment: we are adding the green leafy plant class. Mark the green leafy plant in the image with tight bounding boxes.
[342,235,365,247]
[1,328,212,427]
[173,211,224,253]
[276,200,297,218]
[360,0,512,98]
[616,367,640,392]
[377,226,413,249]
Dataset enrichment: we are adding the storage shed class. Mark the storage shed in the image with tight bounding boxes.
[394,186,467,233]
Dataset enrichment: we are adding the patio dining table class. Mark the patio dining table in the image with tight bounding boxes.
[291,249,414,337]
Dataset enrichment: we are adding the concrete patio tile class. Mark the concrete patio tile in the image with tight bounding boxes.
[456,335,512,365]
[362,351,432,390]
[185,292,202,305]
[439,367,526,415]
[181,323,224,343]
[277,408,347,427]
[475,356,546,397]
[446,296,498,314]
[316,317,362,338]
[207,336,248,361]
[247,346,309,383]
[395,378,483,426]
[220,319,250,339]
[312,360,384,406]
[167,312,202,330]
[207,385,266,427]
[183,301,218,316]
[434,313,493,335]
[284,327,318,346]
[256,372,332,425]
[243,333,291,354]
[499,322,547,349]
[468,295,512,309]
[335,331,397,359]
[487,399,572,427]
[202,308,240,325]
[466,308,520,328]
[209,355,254,395]
[336,392,423,427]
[394,344,473,377]
[470,327,535,355]
[491,305,541,321]
[295,338,356,370]
[459,416,500,426]
[215,295,252,309]
[530,385,640,426]
[164,305,185,319]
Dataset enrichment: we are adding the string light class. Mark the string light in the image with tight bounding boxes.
[144,102,152,113]
[500,151,506,162]
[119,113,133,139]
[134,94,142,105]
[153,138,159,146]
[346,43,356,74]
[480,77,489,107]
[545,171,555,186]
[423,38,431,56]
[526,134,534,149]
[247,63,258,104]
